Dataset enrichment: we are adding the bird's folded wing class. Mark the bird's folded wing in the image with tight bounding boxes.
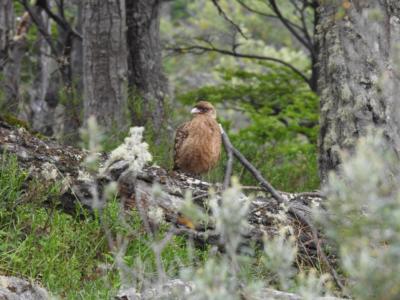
[173,122,189,169]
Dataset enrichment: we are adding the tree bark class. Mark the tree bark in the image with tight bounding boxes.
[0,0,22,113]
[126,0,168,138]
[71,0,84,96]
[26,7,54,135]
[317,0,400,181]
[56,0,82,144]
[0,0,14,72]
[82,0,128,130]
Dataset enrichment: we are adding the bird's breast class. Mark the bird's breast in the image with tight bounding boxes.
[178,117,221,174]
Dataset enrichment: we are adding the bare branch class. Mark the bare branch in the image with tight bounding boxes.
[167,44,311,86]
[236,0,304,32]
[18,0,58,55]
[211,0,248,39]
[220,125,282,201]
[221,127,234,190]
[220,125,345,291]
[293,0,313,46]
[36,0,82,40]
[267,0,312,53]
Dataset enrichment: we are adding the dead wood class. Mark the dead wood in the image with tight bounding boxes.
[0,119,337,279]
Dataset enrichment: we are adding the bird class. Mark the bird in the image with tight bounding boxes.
[173,101,222,175]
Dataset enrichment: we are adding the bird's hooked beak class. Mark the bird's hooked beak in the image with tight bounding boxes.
[191,107,201,114]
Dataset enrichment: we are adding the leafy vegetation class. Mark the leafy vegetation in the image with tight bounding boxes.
[161,0,319,192]
[2,127,399,299]
[320,132,400,299]
[0,154,206,298]
[0,151,331,299]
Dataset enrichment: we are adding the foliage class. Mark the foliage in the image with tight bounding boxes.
[319,132,400,299]
[178,178,333,299]
[0,153,204,299]
[160,0,319,191]
[178,62,319,191]
[0,142,328,299]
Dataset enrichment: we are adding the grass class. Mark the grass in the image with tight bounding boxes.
[0,153,207,298]
[200,141,319,192]
[0,125,321,298]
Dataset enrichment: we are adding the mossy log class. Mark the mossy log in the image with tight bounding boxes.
[0,119,329,269]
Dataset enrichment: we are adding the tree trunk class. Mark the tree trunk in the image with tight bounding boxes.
[317,1,400,181]
[0,0,20,113]
[0,0,14,72]
[27,8,54,135]
[126,0,168,138]
[57,0,82,144]
[71,0,84,96]
[82,0,128,130]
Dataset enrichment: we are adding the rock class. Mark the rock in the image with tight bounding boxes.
[0,276,49,300]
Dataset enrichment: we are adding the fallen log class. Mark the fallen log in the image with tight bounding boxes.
[116,279,345,300]
[0,119,336,280]
[0,275,344,300]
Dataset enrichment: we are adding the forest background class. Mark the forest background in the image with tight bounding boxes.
[1,0,400,299]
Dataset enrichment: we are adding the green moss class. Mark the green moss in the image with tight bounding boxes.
[1,114,30,130]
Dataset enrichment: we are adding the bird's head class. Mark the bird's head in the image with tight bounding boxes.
[190,101,217,119]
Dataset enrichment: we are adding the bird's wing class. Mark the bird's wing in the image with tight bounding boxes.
[173,122,190,170]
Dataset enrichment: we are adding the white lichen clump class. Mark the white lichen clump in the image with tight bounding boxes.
[101,127,152,175]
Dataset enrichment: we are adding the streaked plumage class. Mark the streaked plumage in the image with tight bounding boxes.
[173,101,221,174]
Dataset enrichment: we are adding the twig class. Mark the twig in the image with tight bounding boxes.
[210,0,248,39]
[221,128,234,190]
[293,191,324,198]
[18,0,58,55]
[236,0,304,32]
[290,209,345,292]
[241,186,265,191]
[267,0,312,52]
[36,0,82,40]
[220,125,284,202]
[168,44,310,87]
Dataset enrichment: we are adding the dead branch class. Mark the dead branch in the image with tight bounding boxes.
[220,125,283,202]
[221,129,234,190]
[235,0,304,32]
[18,0,58,55]
[267,0,312,53]
[168,44,310,86]
[219,124,344,291]
[34,0,82,40]
[210,0,247,39]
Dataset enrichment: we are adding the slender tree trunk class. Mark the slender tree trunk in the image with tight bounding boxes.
[26,8,54,135]
[0,0,20,113]
[309,1,320,93]
[56,0,81,143]
[61,0,84,143]
[316,0,400,181]
[126,0,168,137]
[71,0,83,96]
[0,0,14,72]
[82,0,128,130]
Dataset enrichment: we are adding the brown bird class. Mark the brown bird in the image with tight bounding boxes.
[173,101,221,175]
